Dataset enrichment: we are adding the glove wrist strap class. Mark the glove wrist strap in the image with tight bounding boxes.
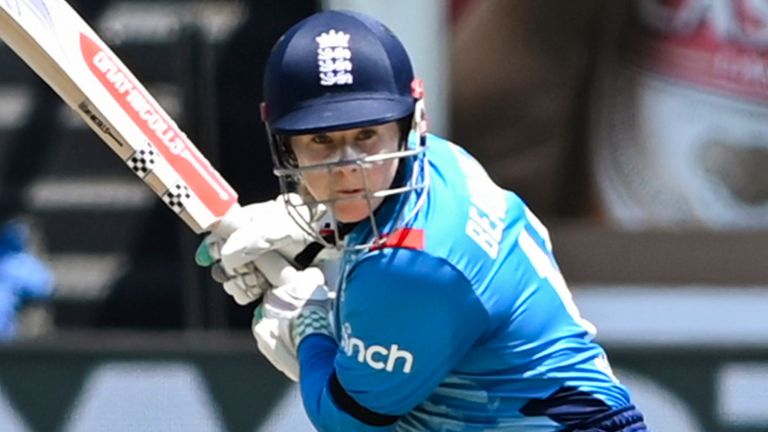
[293,308,333,348]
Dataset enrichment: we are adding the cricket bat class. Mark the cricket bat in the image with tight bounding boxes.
[0,0,292,284]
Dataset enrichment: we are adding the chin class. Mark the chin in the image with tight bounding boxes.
[332,200,375,223]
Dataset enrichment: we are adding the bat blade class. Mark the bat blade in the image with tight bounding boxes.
[0,0,238,234]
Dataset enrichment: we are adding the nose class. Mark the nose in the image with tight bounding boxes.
[330,158,360,176]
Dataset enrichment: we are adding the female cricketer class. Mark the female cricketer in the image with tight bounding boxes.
[198,9,649,432]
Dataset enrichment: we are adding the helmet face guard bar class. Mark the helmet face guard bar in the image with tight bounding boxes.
[273,142,428,250]
[272,147,424,177]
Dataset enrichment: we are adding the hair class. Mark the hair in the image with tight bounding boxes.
[396,115,412,146]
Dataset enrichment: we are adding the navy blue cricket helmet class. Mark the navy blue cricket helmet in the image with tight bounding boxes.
[261,10,417,134]
[262,10,430,250]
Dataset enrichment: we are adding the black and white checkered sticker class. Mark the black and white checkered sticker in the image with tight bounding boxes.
[162,183,192,214]
[126,145,157,178]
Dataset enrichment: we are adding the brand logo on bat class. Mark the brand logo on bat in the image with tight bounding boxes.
[78,33,237,218]
[78,101,122,146]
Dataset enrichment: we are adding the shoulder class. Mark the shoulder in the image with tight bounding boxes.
[348,248,468,292]
[344,248,481,314]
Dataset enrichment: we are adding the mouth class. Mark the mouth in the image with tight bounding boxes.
[337,188,364,196]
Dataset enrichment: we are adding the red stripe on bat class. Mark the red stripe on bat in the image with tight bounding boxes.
[79,33,237,218]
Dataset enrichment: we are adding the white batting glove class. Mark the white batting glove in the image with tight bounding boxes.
[220,193,315,270]
[197,234,301,305]
[252,267,334,381]
[195,194,315,305]
[216,253,302,305]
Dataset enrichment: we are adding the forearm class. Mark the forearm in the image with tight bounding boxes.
[298,334,335,421]
[298,334,396,432]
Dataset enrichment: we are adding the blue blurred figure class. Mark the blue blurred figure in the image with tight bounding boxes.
[0,220,54,341]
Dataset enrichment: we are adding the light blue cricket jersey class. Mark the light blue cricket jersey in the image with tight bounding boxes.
[297,134,634,431]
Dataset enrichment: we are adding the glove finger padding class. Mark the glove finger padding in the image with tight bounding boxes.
[206,246,300,306]
[240,252,300,287]
[210,263,230,284]
[222,267,268,305]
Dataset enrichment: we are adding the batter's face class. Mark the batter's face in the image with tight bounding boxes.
[290,121,401,223]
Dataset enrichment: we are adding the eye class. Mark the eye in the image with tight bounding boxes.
[356,129,376,141]
[311,134,333,145]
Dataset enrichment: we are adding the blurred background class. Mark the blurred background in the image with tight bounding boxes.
[0,0,766,430]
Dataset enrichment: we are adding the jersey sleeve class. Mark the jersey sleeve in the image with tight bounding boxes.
[297,247,490,430]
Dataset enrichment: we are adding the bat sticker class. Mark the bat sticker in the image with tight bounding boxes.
[162,183,192,214]
[126,144,157,178]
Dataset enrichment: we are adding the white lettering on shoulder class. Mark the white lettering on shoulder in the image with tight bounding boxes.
[451,146,507,259]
